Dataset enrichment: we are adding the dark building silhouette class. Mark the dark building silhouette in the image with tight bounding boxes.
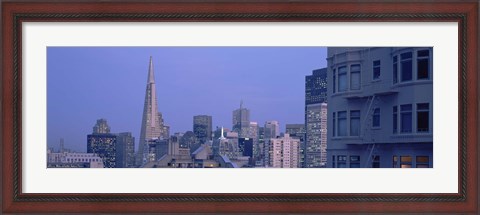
[193,115,212,143]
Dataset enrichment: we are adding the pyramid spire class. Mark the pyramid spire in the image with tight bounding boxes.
[147,56,155,84]
[136,56,162,166]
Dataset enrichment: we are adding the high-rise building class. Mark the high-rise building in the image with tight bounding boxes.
[269,134,300,168]
[93,118,111,134]
[305,68,328,168]
[327,47,433,168]
[305,102,328,168]
[87,119,117,168]
[286,124,306,166]
[158,112,170,139]
[248,122,260,164]
[116,132,135,168]
[232,101,250,138]
[263,120,279,165]
[137,57,164,166]
[306,68,328,105]
[193,115,213,143]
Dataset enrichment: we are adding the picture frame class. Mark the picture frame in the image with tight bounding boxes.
[1,0,478,213]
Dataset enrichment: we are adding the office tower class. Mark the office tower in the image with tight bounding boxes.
[263,120,279,165]
[87,119,117,168]
[269,134,300,168]
[264,120,280,139]
[193,115,213,143]
[286,124,306,167]
[248,122,260,164]
[305,68,328,168]
[257,127,266,166]
[238,138,253,157]
[137,57,164,166]
[327,47,433,168]
[232,101,250,138]
[93,118,110,134]
[305,103,328,167]
[116,132,135,168]
[158,112,170,139]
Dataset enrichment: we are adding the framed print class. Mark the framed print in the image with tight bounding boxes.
[1,0,478,213]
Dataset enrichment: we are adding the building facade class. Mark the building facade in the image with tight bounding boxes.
[286,124,306,166]
[305,102,328,167]
[193,115,213,143]
[47,150,104,168]
[116,132,135,168]
[269,134,300,168]
[137,57,165,166]
[326,47,433,168]
[263,120,279,165]
[232,101,251,138]
[87,119,117,168]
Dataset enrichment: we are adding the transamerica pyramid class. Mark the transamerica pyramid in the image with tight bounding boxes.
[136,56,163,166]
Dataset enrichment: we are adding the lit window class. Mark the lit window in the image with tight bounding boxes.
[393,56,398,84]
[401,52,413,82]
[337,111,347,136]
[338,66,347,92]
[400,104,412,133]
[350,64,361,90]
[372,108,380,127]
[350,110,360,136]
[400,156,412,168]
[416,156,430,168]
[417,50,430,80]
[373,60,380,79]
[417,103,430,132]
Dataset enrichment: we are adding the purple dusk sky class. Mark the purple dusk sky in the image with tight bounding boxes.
[47,47,327,152]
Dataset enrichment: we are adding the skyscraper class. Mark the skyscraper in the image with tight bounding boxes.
[193,115,213,143]
[232,101,250,138]
[116,132,135,168]
[136,57,164,166]
[305,68,328,168]
[87,119,117,168]
[263,120,279,166]
[269,134,300,168]
[305,102,328,167]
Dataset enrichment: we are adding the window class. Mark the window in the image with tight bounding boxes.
[372,108,380,127]
[400,156,412,168]
[337,111,347,136]
[393,106,398,133]
[417,103,430,132]
[337,155,347,168]
[332,155,336,168]
[393,56,398,84]
[416,156,430,168]
[400,52,413,82]
[350,156,360,168]
[400,104,412,133]
[332,112,336,137]
[417,50,430,79]
[350,64,361,90]
[350,110,360,136]
[338,66,347,92]
[372,156,380,168]
[333,68,336,93]
[373,60,381,79]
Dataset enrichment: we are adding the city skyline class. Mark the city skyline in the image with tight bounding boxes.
[47,47,327,152]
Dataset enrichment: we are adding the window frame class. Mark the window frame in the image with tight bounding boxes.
[373,60,381,80]
[350,64,361,90]
[400,104,413,133]
[372,108,380,128]
[350,110,361,136]
[400,52,413,82]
